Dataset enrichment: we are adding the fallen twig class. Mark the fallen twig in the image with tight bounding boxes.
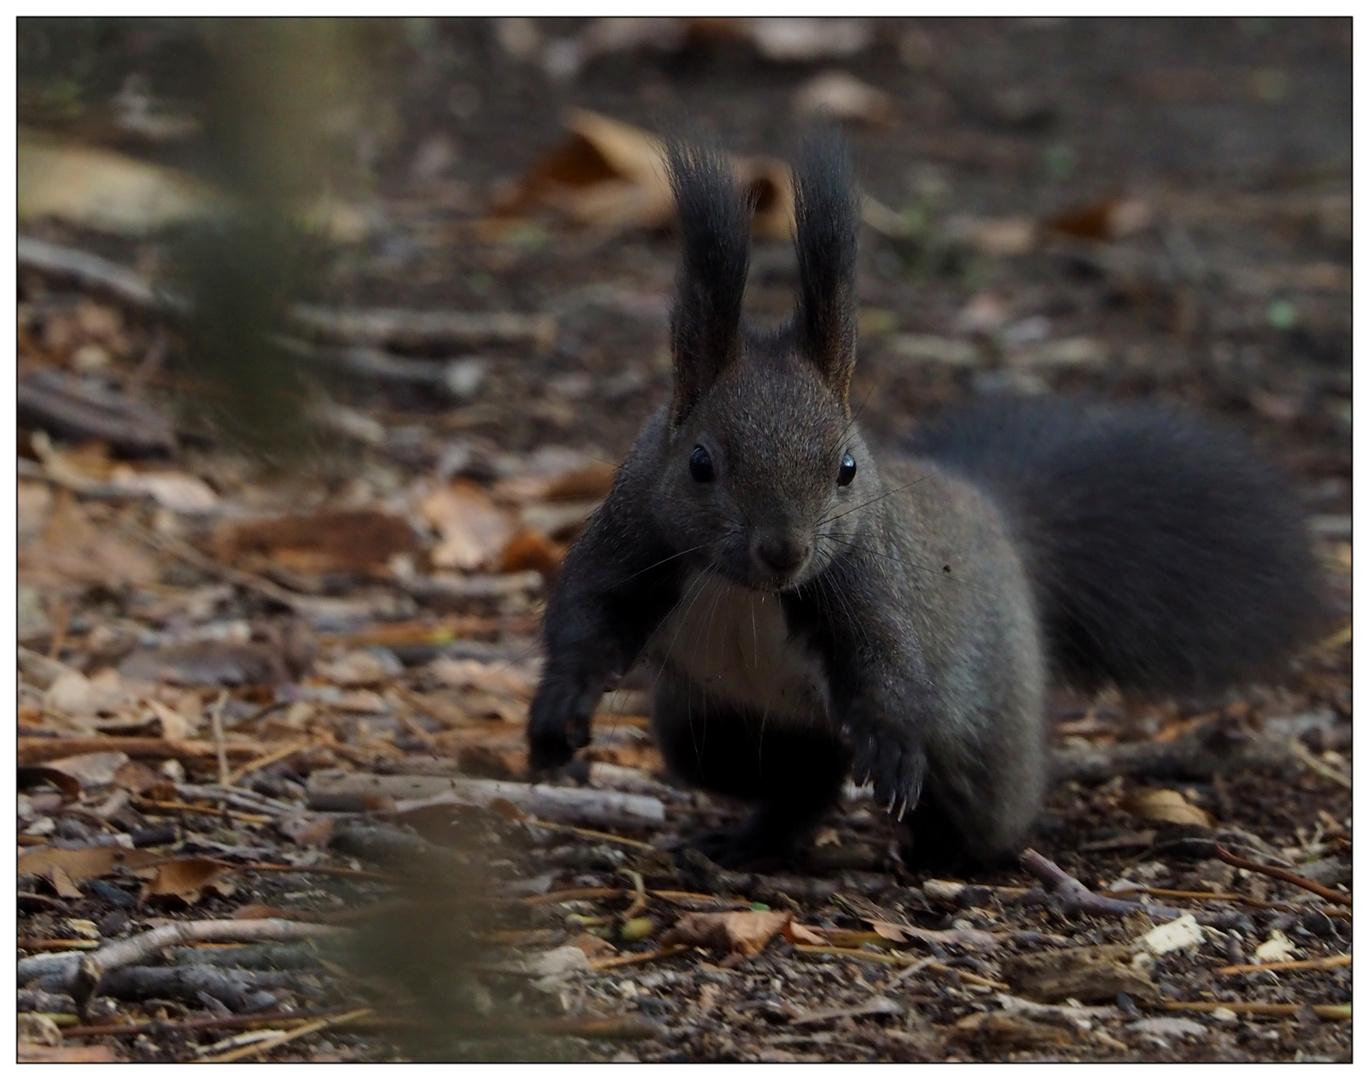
[791,944,1009,989]
[289,304,555,350]
[224,738,312,786]
[1211,846,1352,907]
[1052,719,1298,784]
[1162,1001,1351,1022]
[1215,954,1352,977]
[1020,848,1250,931]
[19,736,263,766]
[72,919,349,1014]
[309,769,666,829]
[588,944,688,971]
[202,1007,373,1063]
[17,235,186,315]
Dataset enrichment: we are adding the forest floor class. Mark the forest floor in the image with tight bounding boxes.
[16,18,1351,1063]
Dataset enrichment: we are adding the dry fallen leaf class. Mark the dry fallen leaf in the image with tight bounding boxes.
[500,529,566,578]
[661,909,792,957]
[1134,913,1205,957]
[1044,195,1152,242]
[20,1044,120,1063]
[42,751,130,788]
[108,466,219,514]
[794,69,899,127]
[490,110,795,239]
[421,481,517,572]
[215,509,419,578]
[786,922,831,946]
[1121,788,1214,829]
[1254,929,1299,964]
[17,844,162,887]
[18,490,159,590]
[18,136,219,234]
[139,856,239,905]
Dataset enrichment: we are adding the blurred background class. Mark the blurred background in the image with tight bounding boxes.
[15,18,1353,1064]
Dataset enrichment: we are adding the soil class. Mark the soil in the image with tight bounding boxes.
[16,17,1351,1064]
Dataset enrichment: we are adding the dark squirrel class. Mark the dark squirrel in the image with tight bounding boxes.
[527,133,1322,868]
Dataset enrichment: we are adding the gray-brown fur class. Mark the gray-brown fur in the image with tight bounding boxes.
[527,134,1319,868]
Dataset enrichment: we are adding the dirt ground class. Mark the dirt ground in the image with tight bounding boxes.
[16,18,1351,1063]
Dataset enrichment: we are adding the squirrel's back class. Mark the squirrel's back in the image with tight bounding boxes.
[903,395,1322,695]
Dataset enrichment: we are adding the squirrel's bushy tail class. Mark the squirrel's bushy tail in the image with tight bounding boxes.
[906,395,1323,694]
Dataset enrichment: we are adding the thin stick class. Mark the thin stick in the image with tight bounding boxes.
[519,887,622,907]
[209,691,230,788]
[201,1008,373,1063]
[133,797,272,825]
[1163,1001,1350,1021]
[1212,846,1352,906]
[620,868,648,920]
[224,739,312,786]
[62,1008,346,1040]
[1214,954,1352,977]
[1020,848,1248,930]
[72,919,349,1013]
[791,944,1009,989]
[588,944,688,971]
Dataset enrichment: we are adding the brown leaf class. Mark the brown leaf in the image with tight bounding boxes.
[420,481,517,571]
[232,904,289,920]
[786,922,831,946]
[20,1043,121,1063]
[1044,194,1151,242]
[108,465,219,513]
[19,138,216,233]
[17,844,162,886]
[214,509,419,577]
[18,492,157,591]
[1121,788,1214,829]
[48,865,84,900]
[568,931,617,959]
[277,812,336,848]
[17,765,82,799]
[500,529,566,578]
[793,69,899,128]
[139,856,239,905]
[43,751,130,788]
[542,463,618,501]
[490,110,795,239]
[661,909,791,957]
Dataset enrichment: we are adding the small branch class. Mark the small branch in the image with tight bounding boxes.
[72,919,348,1014]
[1019,848,1250,930]
[588,944,688,972]
[1163,1001,1351,1022]
[201,1007,372,1063]
[17,235,186,316]
[289,304,555,351]
[19,736,263,766]
[1215,954,1352,977]
[1211,846,1352,906]
[1052,720,1296,784]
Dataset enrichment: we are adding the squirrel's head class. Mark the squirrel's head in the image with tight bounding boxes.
[651,134,878,592]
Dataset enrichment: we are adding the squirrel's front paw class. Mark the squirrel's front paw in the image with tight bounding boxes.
[527,672,600,770]
[844,721,926,822]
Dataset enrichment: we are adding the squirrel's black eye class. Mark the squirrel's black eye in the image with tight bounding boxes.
[689,445,715,483]
[837,452,857,487]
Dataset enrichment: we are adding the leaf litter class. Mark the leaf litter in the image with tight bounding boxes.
[15,17,1351,1066]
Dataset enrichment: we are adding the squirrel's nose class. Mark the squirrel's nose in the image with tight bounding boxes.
[752,531,811,575]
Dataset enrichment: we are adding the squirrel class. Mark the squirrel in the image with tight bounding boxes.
[526,133,1322,869]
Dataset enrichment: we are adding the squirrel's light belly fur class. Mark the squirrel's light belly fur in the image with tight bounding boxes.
[648,572,829,724]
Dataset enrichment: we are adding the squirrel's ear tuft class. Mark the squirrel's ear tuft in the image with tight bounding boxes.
[793,131,859,410]
[667,141,751,427]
